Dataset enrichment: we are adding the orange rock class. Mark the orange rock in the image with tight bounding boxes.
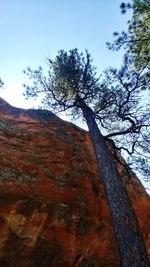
[0,97,149,266]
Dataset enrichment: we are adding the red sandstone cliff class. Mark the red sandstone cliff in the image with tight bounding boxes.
[0,97,149,267]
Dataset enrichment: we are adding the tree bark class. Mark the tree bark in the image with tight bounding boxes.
[79,99,149,266]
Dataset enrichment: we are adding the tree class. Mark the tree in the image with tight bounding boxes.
[23,49,149,266]
[97,56,150,182]
[107,0,150,184]
[0,78,4,88]
[107,0,150,69]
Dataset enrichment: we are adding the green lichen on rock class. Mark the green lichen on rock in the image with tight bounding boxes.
[0,167,37,182]
[72,164,85,177]
[76,202,90,235]
[73,143,82,160]
[57,203,72,229]
[55,170,71,185]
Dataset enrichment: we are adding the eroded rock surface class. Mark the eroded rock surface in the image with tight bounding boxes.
[0,97,150,266]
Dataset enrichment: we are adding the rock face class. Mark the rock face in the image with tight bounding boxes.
[0,97,149,267]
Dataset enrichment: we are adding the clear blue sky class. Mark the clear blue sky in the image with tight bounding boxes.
[0,0,129,108]
[0,1,150,192]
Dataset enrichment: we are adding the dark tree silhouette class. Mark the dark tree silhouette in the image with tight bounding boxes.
[0,78,4,88]
[24,49,149,266]
[107,0,150,69]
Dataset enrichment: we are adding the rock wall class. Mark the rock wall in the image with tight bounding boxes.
[0,98,149,266]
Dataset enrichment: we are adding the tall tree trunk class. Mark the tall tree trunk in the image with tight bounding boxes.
[79,99,149,266]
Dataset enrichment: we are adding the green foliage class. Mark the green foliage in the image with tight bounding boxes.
[0,78,4,88]
[98,61,150,180]
[107,0,150,68]
[23,49,150,182]
[23,49,100,117]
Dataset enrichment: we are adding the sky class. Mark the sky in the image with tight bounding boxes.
[0,0,129,108]
[0,0,150,192]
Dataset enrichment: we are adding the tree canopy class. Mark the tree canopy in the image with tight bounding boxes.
[107,0,150,69]
[0,78,4,88]
[24,49,150,181]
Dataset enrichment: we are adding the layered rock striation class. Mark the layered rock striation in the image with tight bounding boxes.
[0,97,149,266]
